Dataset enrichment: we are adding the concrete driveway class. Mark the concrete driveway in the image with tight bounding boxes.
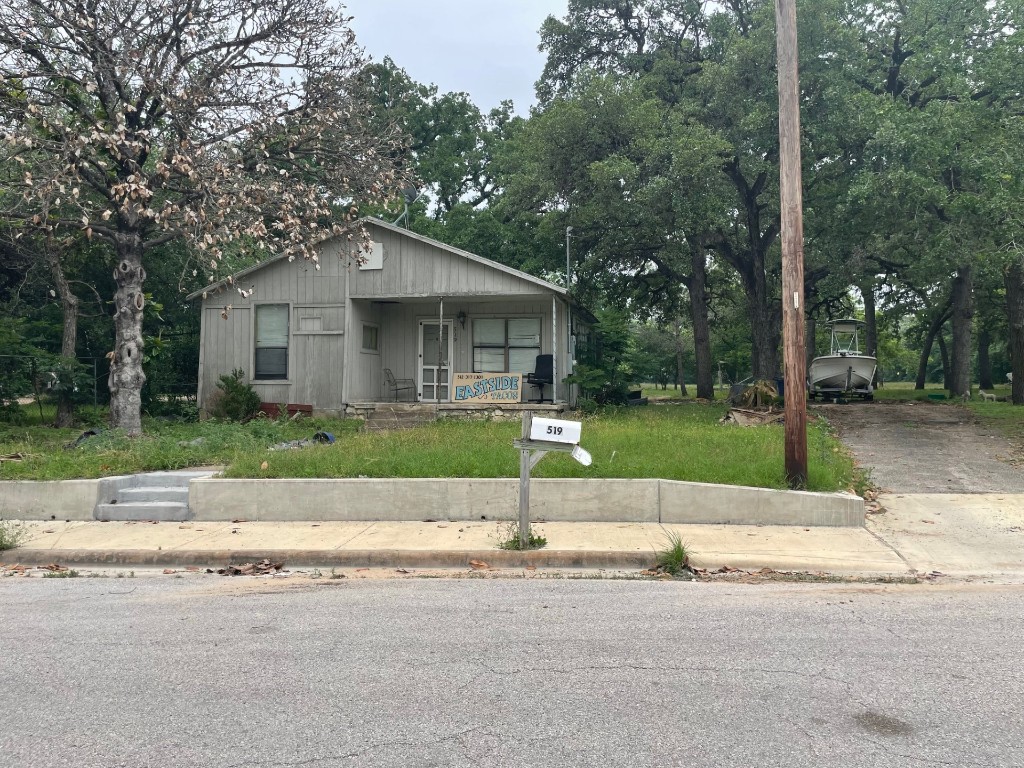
[818,401,1024,579]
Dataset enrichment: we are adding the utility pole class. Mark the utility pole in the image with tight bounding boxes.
[775,0,808,487]
[565,226,573,289]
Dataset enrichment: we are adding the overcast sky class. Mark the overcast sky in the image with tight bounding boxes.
[343,0,568,114]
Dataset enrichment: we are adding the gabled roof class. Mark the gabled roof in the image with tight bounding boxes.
[186,217,566,301]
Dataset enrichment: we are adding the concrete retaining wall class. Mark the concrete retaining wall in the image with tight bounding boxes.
[0,480,98,521]
[2,476,863,527]
[659,480,863,526]
[190,478,861,526]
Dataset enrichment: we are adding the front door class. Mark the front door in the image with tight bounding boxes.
[418,320,453,402]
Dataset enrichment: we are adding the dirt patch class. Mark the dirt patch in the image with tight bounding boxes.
[815,401,1024,494]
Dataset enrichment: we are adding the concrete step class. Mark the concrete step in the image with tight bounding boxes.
[135,471,216,487]
[363,416,436,431]
[371,404,430,413]
[95,501,191,522]
[120,486,189,503]
[363,423,434,432]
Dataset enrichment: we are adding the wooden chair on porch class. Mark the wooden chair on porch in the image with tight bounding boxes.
[383,368,416,402]
[525,354,554,403]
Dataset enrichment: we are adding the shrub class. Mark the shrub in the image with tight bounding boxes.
[211,369,261,421]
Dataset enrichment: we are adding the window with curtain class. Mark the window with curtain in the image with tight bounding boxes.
[472,317,541,373]
[254,304,288,379]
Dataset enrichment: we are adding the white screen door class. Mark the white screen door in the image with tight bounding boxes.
[418,321,453,402]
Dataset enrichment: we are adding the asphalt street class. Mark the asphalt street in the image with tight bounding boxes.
[2,575,1023,768]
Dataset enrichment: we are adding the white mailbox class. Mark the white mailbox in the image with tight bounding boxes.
[530,417,582,445]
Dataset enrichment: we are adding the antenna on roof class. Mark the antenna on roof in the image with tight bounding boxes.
[393,186,422,228]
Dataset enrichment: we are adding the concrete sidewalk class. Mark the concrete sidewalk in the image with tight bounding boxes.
[3,518,908,575]
[5,492,1023,579]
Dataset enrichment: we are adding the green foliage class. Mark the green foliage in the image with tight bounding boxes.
[567,309,635,405]
[0,320,47,417]
[654,532,692,576]
[495,521,548,551]
[211,369,261,422]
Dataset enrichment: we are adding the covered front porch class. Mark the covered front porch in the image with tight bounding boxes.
[345,295,578,408]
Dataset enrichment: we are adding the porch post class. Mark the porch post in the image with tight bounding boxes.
[552,295,558,403]
[437,296,444,411]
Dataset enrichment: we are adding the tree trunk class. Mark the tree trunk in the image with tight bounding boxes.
[674,317,688,396]
[977,327,992,390]
[749,296,780,380]
[108,237,147,435]
[47,248,80,428]
[862,284,877,356]
[1006,255,1024,405]
[938,332,950,391]
[688,245,714,399]
[950,265,973,398]
[915,307,949,389]
[715,160,781,381]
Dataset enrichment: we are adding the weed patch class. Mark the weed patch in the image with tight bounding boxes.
[494,521,548,550]
[42,569,80,578]
[0,520,27,550]
[652,532,694,576]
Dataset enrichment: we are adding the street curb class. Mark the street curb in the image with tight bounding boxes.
[3,548,656,570]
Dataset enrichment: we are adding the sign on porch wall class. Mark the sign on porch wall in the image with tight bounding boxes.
[453,373,523,403]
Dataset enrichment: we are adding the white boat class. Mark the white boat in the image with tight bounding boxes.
[808,319,877,400]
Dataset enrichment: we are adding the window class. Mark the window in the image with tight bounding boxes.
[254,304,288,379]
[361,323,379,352]
[472,317,541,373]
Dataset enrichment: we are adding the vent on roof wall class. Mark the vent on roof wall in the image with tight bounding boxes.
[359,241,383,270]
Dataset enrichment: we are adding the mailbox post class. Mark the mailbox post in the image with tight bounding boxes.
[514,411,592,549]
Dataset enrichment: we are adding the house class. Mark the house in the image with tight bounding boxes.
[188,218,587,417]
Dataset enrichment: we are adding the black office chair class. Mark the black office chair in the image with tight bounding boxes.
[525,354,554,403]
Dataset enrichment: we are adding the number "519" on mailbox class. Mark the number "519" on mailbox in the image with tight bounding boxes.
[529,417,582,444]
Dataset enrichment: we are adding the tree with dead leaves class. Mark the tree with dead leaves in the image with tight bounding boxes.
[0,0,407,434]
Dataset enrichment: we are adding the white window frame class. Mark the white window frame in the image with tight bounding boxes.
[252,302,290,382]
[471,316,543,373]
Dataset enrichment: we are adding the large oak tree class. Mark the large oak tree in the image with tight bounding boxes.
[0,0,406,434]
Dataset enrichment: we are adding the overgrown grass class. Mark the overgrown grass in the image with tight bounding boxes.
[964,398,1024,447]
[225,403,853,491]
[874,381,1014,401]
[1,402,856,491]
[0,416,361,480]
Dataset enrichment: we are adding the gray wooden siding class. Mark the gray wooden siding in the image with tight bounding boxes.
[349,224,547,298]
[197,243,349,411]
[209,238,348,304]
[346,300,383,401]
[198,305,251,411]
